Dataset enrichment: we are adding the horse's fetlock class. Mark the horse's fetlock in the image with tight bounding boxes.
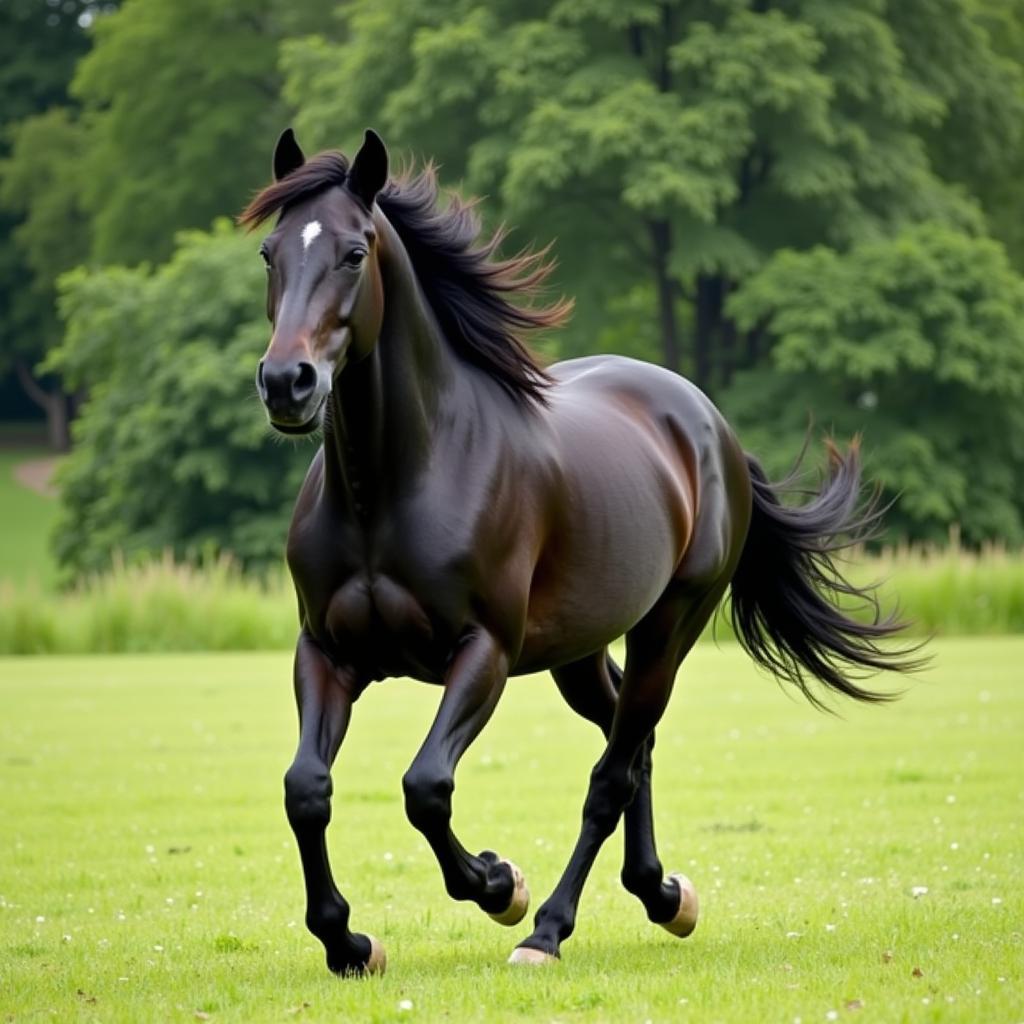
[621,863,662,898]
[306,899,349,941]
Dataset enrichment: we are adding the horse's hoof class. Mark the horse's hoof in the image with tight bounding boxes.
[328,934,386,977]
[364,935,387,975]
[659,872,699,938]
[508,945,558,966]
[488,859,529,927]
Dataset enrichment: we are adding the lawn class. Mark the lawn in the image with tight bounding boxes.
[0,640,1020,1023]
[0,447,59,589]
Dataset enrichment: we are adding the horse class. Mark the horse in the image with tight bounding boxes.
[238,128,916,975]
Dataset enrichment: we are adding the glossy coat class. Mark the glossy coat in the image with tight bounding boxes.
[239,129,916,973]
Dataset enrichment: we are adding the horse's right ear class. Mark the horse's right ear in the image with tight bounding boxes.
[274,128,305,181]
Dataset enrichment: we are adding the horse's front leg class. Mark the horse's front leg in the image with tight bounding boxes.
[402,629,528,925]
[284,632,383,975]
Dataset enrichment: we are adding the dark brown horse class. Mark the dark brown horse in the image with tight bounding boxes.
[239,128,915,975]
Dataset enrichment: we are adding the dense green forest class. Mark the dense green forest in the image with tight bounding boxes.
[3,0,1024,577]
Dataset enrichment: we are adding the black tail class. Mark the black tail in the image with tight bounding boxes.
[729,439,923,710]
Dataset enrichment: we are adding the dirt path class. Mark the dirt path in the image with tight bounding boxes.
[13,457,61,498]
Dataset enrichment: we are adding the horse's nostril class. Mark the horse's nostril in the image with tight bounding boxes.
[294,361,318,400]
[256,360,267,397]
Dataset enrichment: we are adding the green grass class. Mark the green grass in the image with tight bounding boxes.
[1,639,1020,1022]
[0,447,59,589]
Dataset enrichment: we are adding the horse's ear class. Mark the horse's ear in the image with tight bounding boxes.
[273,127,305,181]
[347,129,388,208]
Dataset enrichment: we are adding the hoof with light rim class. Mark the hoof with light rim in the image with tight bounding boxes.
[508,946,558,966]
[659,872,699,938]
[363,935,387,975]
[487,859,529,927]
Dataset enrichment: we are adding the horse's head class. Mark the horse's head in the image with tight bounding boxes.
[250,129,388,434]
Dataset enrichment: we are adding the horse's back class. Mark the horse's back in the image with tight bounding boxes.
[548,355,728,452]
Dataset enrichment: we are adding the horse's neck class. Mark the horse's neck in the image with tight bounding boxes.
[323,219,455,505]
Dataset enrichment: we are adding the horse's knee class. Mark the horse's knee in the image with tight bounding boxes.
[284,760,332,830]
[402,765,453,834]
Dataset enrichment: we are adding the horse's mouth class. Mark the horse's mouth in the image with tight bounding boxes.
[269,395,327,436]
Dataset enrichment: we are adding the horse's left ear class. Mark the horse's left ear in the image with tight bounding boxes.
[274,127,305,181]
[347,129,388,208]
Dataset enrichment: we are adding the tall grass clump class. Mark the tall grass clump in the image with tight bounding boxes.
[863,538,1024,636]
[0,552,295,655]
[0,543,1021,656]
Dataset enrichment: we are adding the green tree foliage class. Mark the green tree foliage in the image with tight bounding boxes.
[281,0,1024,545]
[0,108,89,296]
[0,0,94,443]
[282,0,1021,386]
[1,0,326,444]
[0,108,90,446]
[724,225,1024,544]
[0,0,92,121]
[46,223,309,578]
[953,0,1024,269]
[69,0,326,266]
[8,0,1024,565]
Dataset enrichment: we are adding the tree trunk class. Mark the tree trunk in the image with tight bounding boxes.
[720,286,738,389]
[649,219,681,372]
[694,273,725,395]
[632,11,684,374]
[745,322,763,367]
[15,360,72,451]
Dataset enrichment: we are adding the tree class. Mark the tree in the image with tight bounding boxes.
[46,222,310,578]
[282,0,1023,394]
[724,225,1024,544]
[0,0,97,126]
[0,108,90,447]
[947,0,1024,269]
[1,0,327,445]
[69,0,329,266]
[0,0,96,445]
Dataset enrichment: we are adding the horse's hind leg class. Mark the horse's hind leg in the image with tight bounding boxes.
[284,633,384,975]
[611,657,698,932]
[512,581,726,963]
[553,653,693,929]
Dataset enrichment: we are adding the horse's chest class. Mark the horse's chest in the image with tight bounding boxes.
[318,572,446,681]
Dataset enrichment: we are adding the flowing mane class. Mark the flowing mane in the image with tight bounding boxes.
[240,151,571,404]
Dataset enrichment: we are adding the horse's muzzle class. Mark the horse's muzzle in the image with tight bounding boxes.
[257,359,325,433]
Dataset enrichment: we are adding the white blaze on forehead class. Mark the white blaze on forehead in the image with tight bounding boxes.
[301,220,322,250]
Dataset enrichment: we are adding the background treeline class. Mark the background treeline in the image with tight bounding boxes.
[3,0,1024,581]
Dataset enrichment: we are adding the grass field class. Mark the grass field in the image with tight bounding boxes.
[1,640,1020,1023]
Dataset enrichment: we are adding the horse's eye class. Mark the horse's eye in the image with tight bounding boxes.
[341,248,367,268]
[259,246,272,270]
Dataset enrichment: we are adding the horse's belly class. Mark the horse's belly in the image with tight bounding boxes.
[515,501,683,673]
[514,406,696,673]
